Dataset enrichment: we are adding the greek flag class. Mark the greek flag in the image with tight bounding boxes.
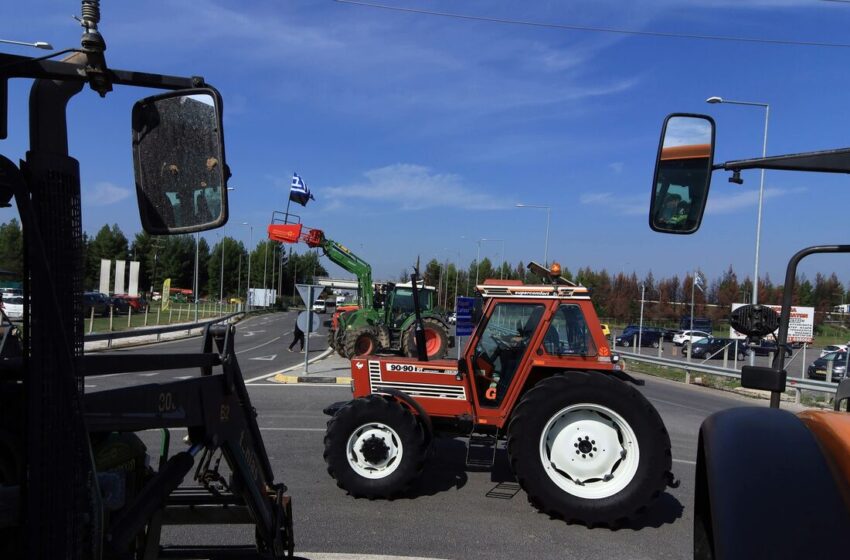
[289,173,315,206]
[694,271,705,293]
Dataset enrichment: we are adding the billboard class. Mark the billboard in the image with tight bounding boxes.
[729,303,814,344]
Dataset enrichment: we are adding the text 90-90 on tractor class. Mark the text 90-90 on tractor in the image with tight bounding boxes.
[322,263,676,527]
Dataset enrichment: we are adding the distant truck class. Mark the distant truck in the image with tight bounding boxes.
[679,316,712,333]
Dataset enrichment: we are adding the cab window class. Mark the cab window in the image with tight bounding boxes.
[472,302,545,407]
[542,304,597,357]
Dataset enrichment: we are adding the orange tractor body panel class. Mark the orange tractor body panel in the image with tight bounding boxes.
[349,284,618,430]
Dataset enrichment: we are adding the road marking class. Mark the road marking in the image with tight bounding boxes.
[139,372,160,377]
[236,336,281,355]
[250,354,278,361]
[673,458,697,466]
[174,376,192,380]
[298,553,450,560]
[242,330,267,337]
[647,396,714,414]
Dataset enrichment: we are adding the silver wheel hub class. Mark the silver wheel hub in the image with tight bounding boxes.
[346,422,403,479]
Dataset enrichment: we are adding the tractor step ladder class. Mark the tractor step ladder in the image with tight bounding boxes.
[465,428,499,469]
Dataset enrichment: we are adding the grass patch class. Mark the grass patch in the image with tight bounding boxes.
[622,358,686,382]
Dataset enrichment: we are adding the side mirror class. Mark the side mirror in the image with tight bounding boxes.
[649,114,715,234]
[730,304,780,338]
[132,88,229,235]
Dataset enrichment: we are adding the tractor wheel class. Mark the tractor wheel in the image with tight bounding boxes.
[402,317,449,359]
[507,372,672,527]
[343,327,380,358]
[324,396,427,498]
[327,328,336,350]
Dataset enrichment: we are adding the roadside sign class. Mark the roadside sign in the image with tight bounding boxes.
[297,311,321,333]
[296,284,324,307]
[729,302,814,343]
[455,296,475,337]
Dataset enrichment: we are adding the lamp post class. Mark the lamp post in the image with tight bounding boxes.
[218,228,226,304]
[515,203,551,266]
[706,96,770,305]
[193,232,199,322]
[242,222,253,310]
[475,238,505,286]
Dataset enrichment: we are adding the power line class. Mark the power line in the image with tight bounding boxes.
[334,0,850,49]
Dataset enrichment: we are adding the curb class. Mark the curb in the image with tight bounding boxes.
[269,347,353,384]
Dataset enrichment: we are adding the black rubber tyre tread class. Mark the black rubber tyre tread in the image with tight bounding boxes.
[401,317,450,359]
[323,396,427,498]
[507,372,672,527]
[343,326,380,359]
[327,328,336,350]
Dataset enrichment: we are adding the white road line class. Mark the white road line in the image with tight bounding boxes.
[298,553,450,560]
[673,458,697,466]
[236,336,282,355]
[648,396,713,414]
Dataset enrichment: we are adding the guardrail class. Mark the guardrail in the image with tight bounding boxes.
[620,350,838,401]
[84,311,246,347]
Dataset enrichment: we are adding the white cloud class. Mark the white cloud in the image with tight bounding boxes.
[85,182,131,206]
[706,186,805,214]
[580,191,646,215]
[323,164,506,211]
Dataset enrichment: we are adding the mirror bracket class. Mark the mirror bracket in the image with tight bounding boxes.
[728,170,743,185]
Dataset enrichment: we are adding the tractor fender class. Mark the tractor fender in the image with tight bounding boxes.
[695,407,850,560]
[373,387,434,445]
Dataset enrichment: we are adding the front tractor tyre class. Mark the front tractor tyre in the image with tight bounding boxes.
[343,327,380,358]
[507,372,672,527]
[324,396,427,498]
[402,317,449,359]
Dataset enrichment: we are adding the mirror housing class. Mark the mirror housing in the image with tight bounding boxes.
[649,113,715,234]
[730,304,780,338]
[132,88,229,235]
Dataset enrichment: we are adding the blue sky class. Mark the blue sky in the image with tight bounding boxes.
[4,0,850,291]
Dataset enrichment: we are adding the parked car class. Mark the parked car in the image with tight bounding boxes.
[615,327,662,348]
[110,296,130,314]
[115,294,148,312]
[1,295,24,320]
[682,337,748,360]
[83,292,109,317]
[662,329,679,342]
[808,351,849,382]
[820,344,849,358]
[672,330,710,346]
[746,338,792,358]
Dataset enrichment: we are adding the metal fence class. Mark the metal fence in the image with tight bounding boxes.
[83,311,247,348]
[620,347,838,402]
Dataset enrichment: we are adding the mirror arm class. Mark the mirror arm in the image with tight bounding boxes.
[720,147,850,174]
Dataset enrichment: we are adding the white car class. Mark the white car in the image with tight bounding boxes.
[312,299,327,313]
[820,344,848,358]
[1,295,24,320]
[673,330,710,346]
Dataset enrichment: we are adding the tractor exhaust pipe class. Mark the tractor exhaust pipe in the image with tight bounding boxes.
[410,265,427,361]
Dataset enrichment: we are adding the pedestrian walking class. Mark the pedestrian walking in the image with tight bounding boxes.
[288,320,305,352]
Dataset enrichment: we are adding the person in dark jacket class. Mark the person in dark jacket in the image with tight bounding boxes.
[288,320,305,352]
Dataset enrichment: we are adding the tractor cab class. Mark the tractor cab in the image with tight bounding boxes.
[382,281,436,331]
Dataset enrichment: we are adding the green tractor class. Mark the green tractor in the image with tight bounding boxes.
[338,280,449,359]
[268,221,450,359]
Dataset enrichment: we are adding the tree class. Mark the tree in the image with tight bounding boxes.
[0,219,23,278]
[208,237,246,300]
[85,224,129,290]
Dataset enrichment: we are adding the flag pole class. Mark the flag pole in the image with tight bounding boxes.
[284,174,294,223]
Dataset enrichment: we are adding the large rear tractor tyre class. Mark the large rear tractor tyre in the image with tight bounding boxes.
[343,327,380,358]
[402,317,449,359]
[324,396,427,498]
[327,328,337,350]
[507,372,672,527]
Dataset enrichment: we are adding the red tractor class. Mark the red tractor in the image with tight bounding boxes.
[323,263,675,526]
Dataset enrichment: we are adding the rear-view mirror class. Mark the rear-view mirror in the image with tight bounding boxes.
[132,88,229,235]
[649,114,715,234]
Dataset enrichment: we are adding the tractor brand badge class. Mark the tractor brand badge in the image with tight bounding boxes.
[355,361,364,369]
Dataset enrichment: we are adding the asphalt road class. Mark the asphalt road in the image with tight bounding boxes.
[87,312,763,559]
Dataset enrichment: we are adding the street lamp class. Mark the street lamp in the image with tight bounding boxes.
[515,203,551,266]
[242,222,253,309]
[218,228,226,304]
[476,238,505,285]
[706,96,770,305]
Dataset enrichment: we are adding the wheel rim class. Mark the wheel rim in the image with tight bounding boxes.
[346,422,404,479]
[355,335,375,355]
[424,328,441,356]
[539,403,640,500]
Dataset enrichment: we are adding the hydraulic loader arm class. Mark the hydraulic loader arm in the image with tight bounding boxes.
[320,237,373,310]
